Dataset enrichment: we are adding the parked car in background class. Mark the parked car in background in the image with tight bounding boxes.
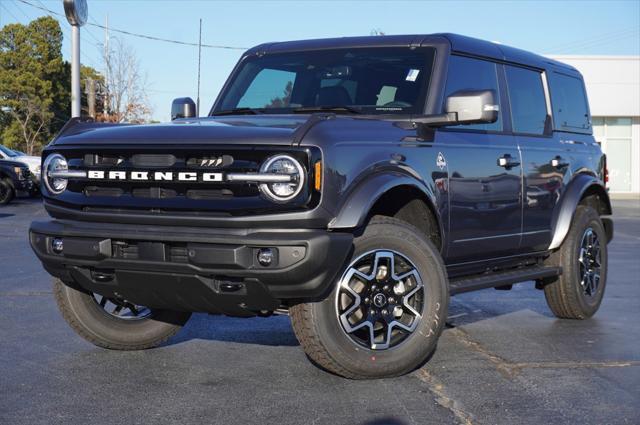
[0,158,33,205]
[0,145,41,195]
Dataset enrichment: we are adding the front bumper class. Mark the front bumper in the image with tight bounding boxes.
[15,178,34,195]
[30,220,353,316]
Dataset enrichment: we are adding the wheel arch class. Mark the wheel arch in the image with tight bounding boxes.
[328,173,444,251]
[548,173,611,250]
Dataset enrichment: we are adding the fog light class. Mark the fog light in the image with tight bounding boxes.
[52,238,63,254]
[257,248,274,267]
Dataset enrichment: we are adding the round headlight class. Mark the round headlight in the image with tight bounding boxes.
[259,155,305,202]
[43,154,68,195]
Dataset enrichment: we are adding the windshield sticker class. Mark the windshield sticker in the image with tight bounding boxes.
[406,69,420,82]
[436,152,447,170]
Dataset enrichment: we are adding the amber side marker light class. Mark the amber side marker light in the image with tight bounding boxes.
[314,161,322,191]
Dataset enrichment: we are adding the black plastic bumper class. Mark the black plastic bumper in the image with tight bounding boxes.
[14,178,34,195]
[30,220,353,316]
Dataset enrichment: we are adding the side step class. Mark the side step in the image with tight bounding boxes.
[449,266,562,296]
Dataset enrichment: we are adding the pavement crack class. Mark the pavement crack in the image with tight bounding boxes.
[414,368,474,425]
[0,291,53,297]
[451,328,517,379]
[452,327,639,378]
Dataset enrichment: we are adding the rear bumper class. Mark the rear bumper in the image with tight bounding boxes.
[30,220,353,316]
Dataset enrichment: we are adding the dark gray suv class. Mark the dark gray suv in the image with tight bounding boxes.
[30,33,612,379]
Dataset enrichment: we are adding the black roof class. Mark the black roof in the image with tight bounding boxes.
[247,33,577,74]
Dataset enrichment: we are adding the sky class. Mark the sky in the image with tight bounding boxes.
[1,0,639,121]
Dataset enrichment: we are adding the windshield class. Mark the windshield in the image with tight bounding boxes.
[0,145,18,157]
[214,47,436,115]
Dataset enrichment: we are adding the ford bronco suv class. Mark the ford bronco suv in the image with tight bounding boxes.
[30,34,613,379]
[0,157,33,205]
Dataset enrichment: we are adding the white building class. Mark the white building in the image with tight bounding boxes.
[549,55,640,198]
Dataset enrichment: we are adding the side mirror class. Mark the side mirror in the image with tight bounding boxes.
[445,89,499,125]
[171,97,196,120]
[398,89,499,129]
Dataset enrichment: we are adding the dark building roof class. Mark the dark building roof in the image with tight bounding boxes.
[247,33,577,74]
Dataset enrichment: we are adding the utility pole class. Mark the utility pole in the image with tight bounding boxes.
[197,18,202,117]
[86,78,96,118]
[63,0,88,118]
[104,15,110,120]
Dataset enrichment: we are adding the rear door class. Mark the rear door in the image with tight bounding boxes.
[438,55,522,263]
[506,66,576,252]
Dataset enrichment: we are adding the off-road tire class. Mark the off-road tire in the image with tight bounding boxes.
[544,205,607,319]
[290,216,448,379]
[53,279,191,350]
[0,178,15,205]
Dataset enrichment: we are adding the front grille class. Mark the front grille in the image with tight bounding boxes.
[48,146,319,216]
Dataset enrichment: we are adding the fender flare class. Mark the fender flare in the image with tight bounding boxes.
[328,172,440,232]
[548,173,611,250]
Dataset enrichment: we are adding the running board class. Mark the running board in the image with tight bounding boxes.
[449,266,562,296]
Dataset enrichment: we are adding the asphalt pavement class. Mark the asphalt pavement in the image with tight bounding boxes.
[1,198,638,425]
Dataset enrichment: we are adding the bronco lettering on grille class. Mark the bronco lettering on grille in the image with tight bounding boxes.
[87,170,223,182]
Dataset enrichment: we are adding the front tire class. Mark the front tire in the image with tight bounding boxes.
[0,178,15,205]
[53,279,191,350]
[290,216,448,379]
[544,205,608,319]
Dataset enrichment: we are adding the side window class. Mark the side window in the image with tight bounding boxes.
[505,66,548,135]
[444,55,502,131]
[237,68,296,109]
[549,72,590,132]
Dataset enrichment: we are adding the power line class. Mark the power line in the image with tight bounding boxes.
[16,0,248,50]
[545,26,640,53]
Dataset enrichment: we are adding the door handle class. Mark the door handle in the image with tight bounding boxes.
[497,154,520,169]
[550,156,569,168]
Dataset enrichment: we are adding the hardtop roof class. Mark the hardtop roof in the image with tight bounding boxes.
[247,33,578,75]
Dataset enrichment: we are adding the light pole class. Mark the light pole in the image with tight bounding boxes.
[63,0,88,118]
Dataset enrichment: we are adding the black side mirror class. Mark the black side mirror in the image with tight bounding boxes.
[445,89,498,125]
[171,97,196,120]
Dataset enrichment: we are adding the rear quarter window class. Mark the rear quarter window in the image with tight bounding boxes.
[548,72,591,134]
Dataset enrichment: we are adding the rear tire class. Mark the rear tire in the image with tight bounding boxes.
[290,216,448,379]
[53,279,191,350]
[544,205,607,319]
[0,178,14,205]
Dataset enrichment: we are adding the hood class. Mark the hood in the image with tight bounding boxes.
[52,116,313,146]
[0,158,31,167]
[13,155,41,168]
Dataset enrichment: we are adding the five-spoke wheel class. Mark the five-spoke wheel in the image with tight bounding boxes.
[336,250,424,350]
[578,228,601,297]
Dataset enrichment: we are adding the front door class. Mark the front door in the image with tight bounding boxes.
[438,55,522,263]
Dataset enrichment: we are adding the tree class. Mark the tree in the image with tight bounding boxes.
[0,17,107,154]
[267,81,293,108]
[100,38,151,123]
[0,17,65,154]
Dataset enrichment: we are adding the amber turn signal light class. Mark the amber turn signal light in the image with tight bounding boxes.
[314,161,322,191]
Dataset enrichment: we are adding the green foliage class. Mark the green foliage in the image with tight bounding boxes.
[0,16,104,155]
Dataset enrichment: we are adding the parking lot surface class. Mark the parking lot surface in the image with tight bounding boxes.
[1,198,638,425]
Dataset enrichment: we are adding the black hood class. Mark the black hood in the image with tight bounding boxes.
[52,116,314,146]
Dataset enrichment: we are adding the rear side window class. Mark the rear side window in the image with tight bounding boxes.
[548,72,591,133]
[444,55,502,132]
[505,66,548,135]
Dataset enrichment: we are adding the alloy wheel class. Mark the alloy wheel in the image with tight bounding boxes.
[92,293,152,321]
[578,227,602,297]
[336,250,425,350]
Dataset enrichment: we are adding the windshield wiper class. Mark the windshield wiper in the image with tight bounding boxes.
[292,106,361,114]
[211,107,263,116]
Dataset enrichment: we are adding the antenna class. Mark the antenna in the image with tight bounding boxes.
[197,18,202,117]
